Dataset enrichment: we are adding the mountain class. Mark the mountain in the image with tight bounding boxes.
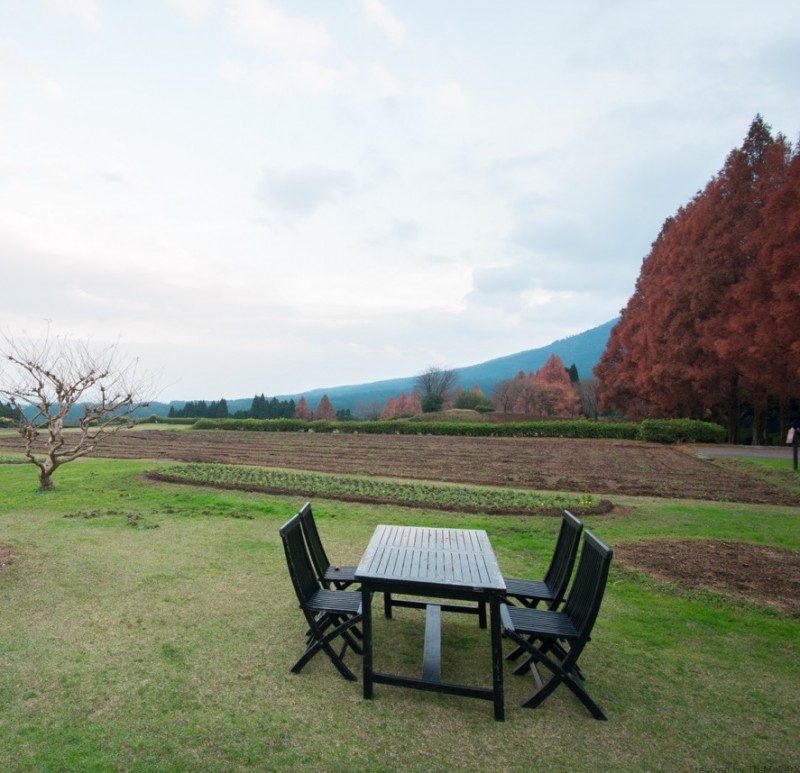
[29,319,616,422]
[253,318,618,415]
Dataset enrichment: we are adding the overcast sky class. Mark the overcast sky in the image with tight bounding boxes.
[2,0,799,401]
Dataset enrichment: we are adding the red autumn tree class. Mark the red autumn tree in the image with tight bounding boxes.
[492,357,579,417]
[380,396,397,418]
[380,390,423,418]
[294,396,312,420]
[492,374,524,412]
[725,143,800,438]
[394,392,411,415]
[595,115,799,441]
[407,388,422,414]
[313,394,336,421]
[534,354,580,416]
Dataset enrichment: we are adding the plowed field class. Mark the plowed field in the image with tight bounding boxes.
[1,429,795,504]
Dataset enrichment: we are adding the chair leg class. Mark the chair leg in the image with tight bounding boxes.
[320,611,363,644]
[293,614,362,681]
[292,637,358,681]
[504,631,606,719]
[520,660,606,720]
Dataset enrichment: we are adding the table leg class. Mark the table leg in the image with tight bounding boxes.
[362,587,373,699]
[490,596,505,721]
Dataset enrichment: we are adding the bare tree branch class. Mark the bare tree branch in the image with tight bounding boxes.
[0,327,156,489]
[415,366,458,413]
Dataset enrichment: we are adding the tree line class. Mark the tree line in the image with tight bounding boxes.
[168,395,297,420]
[166,360,589,423]
[595,115,799,442]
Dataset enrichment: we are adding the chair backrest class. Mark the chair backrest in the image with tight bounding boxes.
[541,510,584,609]
[297,502,332,582]
[561,530,613,646]
[279,511,321,607]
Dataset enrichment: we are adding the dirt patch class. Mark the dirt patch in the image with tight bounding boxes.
[0,544,14,569]
[1,430,796,504]
[615,539,800,616]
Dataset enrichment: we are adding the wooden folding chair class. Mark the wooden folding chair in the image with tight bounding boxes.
[503,510,583,662]
[279,511,363,681]
[501,530,613,719]
[298,502,359,590]
[504,510,583,609]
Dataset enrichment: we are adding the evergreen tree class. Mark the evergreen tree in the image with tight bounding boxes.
[250,394,267,419]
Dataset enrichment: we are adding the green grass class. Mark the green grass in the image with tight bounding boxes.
[0,459,798,772]
[713,455,800,499]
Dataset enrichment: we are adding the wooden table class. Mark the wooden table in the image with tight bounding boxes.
[355,525,506,721]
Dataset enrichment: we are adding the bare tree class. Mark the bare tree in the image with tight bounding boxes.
[0,329,155,490]
[577,378,600,420]
[355,400,381,421]
[415,366,458,413]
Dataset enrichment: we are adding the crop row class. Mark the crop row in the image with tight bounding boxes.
[151,462,602,515]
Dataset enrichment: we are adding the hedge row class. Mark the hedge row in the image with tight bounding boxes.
[190,417,726,443]
[139,415,197,426]
[638,418,727,444]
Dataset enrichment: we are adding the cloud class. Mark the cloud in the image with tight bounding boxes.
[4,0,799,402]
[390,219,421,241]
[48,0,100,28]
[432,80,468,117]
[256,166,356,215]
[471,264,533,298]
[168,0,215,20]
[360,0,406,43]
[218,56,348,94]
[227,0,331,56]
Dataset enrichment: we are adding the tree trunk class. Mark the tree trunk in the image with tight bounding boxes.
[38,469,55,490]
[778,391,789,441]
[750,389,768,445]
[726,375,741,445]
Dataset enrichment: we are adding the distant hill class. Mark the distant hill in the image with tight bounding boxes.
[252,318,618,415]
[25,319,617,422]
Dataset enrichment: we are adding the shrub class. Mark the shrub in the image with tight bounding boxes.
[188,416,726,443]
[139,414,196,426]
[421,394,444,413]
[453,390,491,410]
[638,419,726,444]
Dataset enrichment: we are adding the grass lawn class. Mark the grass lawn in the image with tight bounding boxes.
[1,458,798,772]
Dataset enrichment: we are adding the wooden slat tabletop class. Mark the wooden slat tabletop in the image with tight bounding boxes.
[356,525,505,591]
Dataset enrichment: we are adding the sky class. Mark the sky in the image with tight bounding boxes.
[2,0,799,402]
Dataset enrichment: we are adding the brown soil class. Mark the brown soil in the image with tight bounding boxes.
[615,540,800,617]
[1,430,798,612]
[0,544,13,569]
